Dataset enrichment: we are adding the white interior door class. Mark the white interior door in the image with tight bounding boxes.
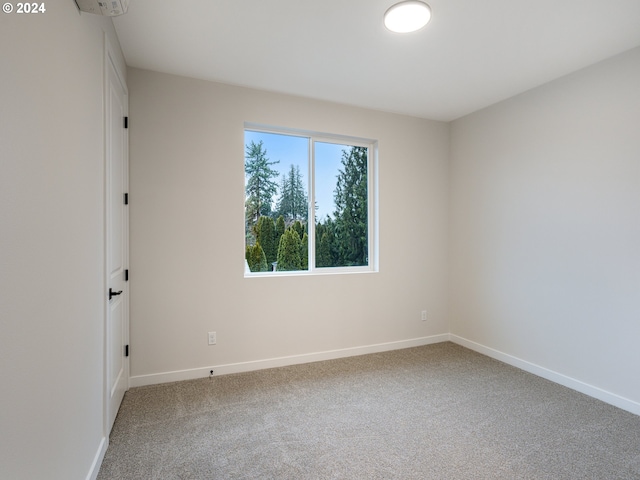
[106,48,129,433]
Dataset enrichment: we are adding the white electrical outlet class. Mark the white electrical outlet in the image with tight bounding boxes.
[421,310,427,321]
[208,331,217,345]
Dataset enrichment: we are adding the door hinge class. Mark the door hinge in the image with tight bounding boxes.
[124,269,129,281]
[124,193,129,205]
[124,116,128,129]
[125,345,129,357]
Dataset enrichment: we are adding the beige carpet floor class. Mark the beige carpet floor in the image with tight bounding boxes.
[98,342,640,479]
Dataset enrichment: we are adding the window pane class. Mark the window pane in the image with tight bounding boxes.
[244,131,309,272]
[315,142,368,268]
[244,126,374,276]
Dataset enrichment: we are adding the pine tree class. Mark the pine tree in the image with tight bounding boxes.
[245,140,279,229]
[333,146,368,266]
[276,228,302,271]
[276,164,308,223]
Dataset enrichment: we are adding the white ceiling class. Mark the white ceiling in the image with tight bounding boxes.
[113,0,640,121]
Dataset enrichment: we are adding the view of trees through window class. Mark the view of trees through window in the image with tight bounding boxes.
[244,129,371,273]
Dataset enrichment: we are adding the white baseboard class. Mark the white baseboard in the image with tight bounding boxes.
[129,333,639,416]
[86,435,107,480]
[129,334,450,388]
[449,334,640,417]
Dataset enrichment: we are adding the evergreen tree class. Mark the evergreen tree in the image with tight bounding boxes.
[245,140,279,229]
[317,232,332,267]
[316,217,338,267]
[275,215,286,251]
[254,216,277,266]
[276,228,302,271]
[333,146,368,266]
[300,232,308,270]
[245,242,268,272]
[292,220,305,240]
[276,164,308,223]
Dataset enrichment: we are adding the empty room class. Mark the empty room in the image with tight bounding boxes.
[1,1,639,479]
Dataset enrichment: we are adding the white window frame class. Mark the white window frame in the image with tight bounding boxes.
[244,123,378,277]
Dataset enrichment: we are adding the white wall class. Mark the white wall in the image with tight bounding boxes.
[127,68,450,383]
[450,47,640,411]
[0,4,126,479]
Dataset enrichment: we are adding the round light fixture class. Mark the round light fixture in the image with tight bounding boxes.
[384,1,431,33]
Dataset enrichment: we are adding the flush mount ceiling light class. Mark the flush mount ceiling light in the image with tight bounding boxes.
[384,1,432,33]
